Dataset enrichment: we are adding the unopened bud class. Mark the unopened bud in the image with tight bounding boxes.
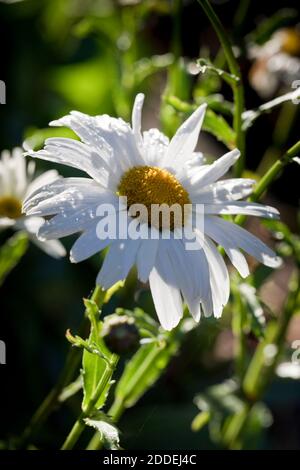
[102,315,140,355]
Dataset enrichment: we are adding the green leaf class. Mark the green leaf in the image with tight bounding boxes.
[194,380,244,444]
[191,411,210,432]
[133,54,174,85]
[24,127,78,152]
[114,338,178,409]
[166,95,236,149]
[58,375,83,403]
[194,94,234,117]
[84,412,120,450]
[203,108,236,149]
[0,232,28,286]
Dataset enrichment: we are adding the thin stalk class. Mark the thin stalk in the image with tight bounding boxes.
[19,285,104,448]
[197,0,245,176]
[227,273,299,449]
[232,284,247,379]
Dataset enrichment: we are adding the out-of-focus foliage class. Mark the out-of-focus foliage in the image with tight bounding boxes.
[0,0,300,452]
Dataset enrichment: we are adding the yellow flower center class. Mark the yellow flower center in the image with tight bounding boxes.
[0,196,23,219]
[281,28,300,56]
[118,166,191,230]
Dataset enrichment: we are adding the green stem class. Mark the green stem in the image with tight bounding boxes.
[19,285,104,448]
[232,284,247,379]
[235,140,300,226]
[196,0,245,176]
[233,83,245,176]
[61,356,118,450]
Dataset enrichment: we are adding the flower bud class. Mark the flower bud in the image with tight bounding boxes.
[102,314,140,355]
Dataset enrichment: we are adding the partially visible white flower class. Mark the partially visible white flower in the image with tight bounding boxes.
[249,28,300,98]
[23,95,281,330]
[0,148,66,258]
[277,362,300,380]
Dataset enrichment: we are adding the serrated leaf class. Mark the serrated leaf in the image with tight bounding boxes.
[203,108,236,149]
[84,412,120,450]
[82,301,114,412]
[0,232,28,286]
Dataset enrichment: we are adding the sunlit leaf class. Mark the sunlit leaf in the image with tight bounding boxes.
[0,232,28,286]
[82,300,115,411]
[84,411,120,450]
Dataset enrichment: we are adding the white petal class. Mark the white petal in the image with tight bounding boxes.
[0,148,27,198]
[38,208,98,240]
[201,237,230,318]
[24,177,106,213]
[202,201,279,218]
[25,170,60,199]
[204,216,281,268]
[24,178,117,218]
[136,229,159,283]
[27,138,111,188]
[189,149,240,190]
[224,246,249,278]
[31,238,66,258]
[168,234,212,320]
[163,104,207,170]
[93,114,144,168]
[0,217,15,230]
[50,111,115,163]
[191,178,255,202]
[175,152,205,182]
[132,93,145,148]
[96,239,140,289]
[142,128,169,166]
[16,216,66,258]
[70,229,111,263]
[149,249,183,330]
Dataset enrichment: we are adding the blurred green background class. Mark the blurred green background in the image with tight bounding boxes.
[0,0,300,449]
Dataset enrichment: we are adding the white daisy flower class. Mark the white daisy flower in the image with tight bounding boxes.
[0,148,66,258]
[249,28,300,98]
[23,95,281,330]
